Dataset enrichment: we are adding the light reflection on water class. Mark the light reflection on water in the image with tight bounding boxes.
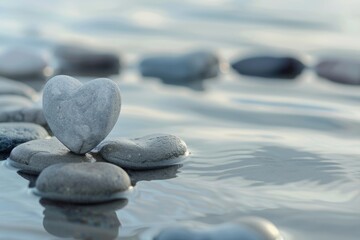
[0,0,360,240]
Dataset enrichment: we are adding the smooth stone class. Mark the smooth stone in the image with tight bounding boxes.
[154,217,282,240]
[0,95,34,109]
[0,48,47,79]
[315,59,360,84]
[40,199,127,240]
[0,107,47,126]
[35,162,131,203]
[43,75,121,154]
[231,56,305,79]
[0,123,49,153]
[97,134,188,170]
[140,51,219,83]
[54,44,121,76]
[9,137,95,174]
[0,77,38,100]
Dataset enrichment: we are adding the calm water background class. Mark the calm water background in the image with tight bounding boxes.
[0,0,360,239]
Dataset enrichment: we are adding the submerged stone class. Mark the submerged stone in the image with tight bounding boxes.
[97,134,188,170]
[315,59,360,84]
[54,44,120,76]
[0,48,47,79]
[9,137,95,174]
[231,56,305,79]
[0,123,49,153]
[35,162,131,203]
[140,51,219,83]
[43,75,121,154]
[154,217,282,240]
[0,77,38,100]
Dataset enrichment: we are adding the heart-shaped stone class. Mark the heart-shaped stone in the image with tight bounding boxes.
[43,75,121,154]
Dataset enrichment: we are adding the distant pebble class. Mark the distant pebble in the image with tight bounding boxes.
[0,77,38,100]
[154,217,282,240]
[0,48,47,79]
[0,107,47,126]
[54,44,120,76]
[0,123,49,153]
[9,137,95,174]
[231,56,305,79]
[0,95,34,109]
[315,59,360,84]
[98,134,188,170]
[35,162,131,203]
[140,51,219,83]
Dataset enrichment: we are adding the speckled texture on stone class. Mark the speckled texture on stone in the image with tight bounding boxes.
[43,75,121,154]
[231,56,305,79]
[140,51,219,83]
[35,162,131,203]
[154,217,282,240]
[315,59,360,84]
[9,137,95,174]
[0,95,34,109]
[0,77,38,100]
[0,107,47,126]
[54,44,120,76]
[0,123,49,152]
[98,134,188,170]
[0,48,47,79]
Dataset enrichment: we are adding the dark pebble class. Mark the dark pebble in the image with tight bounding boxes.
[54,44,121,77]
[231,56,305,79]
[315,59,360,84]
[0,107,47,126]
[0,123,49,153]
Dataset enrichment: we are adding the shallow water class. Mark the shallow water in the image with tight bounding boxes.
[0,1,360,240]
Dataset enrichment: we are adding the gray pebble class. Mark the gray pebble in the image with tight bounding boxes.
[140,51,219,83]
[54,44,121,77]
[0,95,34,110]
[35,162,131,203]
[98,134,188,170]
[315,59,360,84]
[9,137,95,174]
[43,75,121,154]
[0,48,47,79]
[0,77,38,100]
[0,123,49,153]
[154,217,282,240]
[0,107,47,126]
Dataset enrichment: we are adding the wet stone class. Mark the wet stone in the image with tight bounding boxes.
[231,56,305,79]
[140,51,219,83]
[0,123,49,153]
[35,162,131,203]
[43,75,121,154]
[154,217,282,240]
[54,44,121,77]
[97,134,188,170]
[0,107,47,126]
[9,137,95,174]
[315,59,360,84]
[0,77,38,100]
[0,48,47,79]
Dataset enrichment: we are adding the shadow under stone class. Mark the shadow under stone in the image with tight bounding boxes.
[17,170,38,188]
[40,198,127,240]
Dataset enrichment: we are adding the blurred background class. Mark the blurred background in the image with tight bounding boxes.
[0,1,360,240]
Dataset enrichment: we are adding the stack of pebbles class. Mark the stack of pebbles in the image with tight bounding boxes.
[6,75,188,203]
